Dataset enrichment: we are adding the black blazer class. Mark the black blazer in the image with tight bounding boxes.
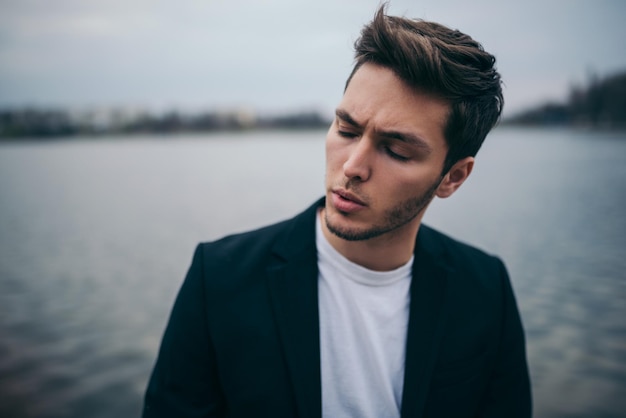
[143,199,531,417]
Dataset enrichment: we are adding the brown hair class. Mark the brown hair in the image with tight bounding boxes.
[348,5,503,174]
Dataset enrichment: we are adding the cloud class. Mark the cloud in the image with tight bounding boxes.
[1,0,625,114]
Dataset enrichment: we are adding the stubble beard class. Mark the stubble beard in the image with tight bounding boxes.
[325,178,442,242]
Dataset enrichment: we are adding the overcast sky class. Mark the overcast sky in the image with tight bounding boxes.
[1,0,625,116]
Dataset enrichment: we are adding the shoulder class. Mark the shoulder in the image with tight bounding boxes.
[190,199,321,282]
[418,224,503,268]
[417,224,509,300]
[200,198,321,256]
[191,216,293,283]
[200,216,293,259]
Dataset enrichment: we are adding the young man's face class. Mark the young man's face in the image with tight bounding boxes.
[324,63,452,241]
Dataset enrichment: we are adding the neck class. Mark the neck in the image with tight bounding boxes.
[319,209,421,271]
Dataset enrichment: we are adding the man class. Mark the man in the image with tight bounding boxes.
[143,6,532,418]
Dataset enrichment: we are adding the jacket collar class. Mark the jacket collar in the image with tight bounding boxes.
[266,198,452,418]
[401,225,452,417]
[266,199,323,418]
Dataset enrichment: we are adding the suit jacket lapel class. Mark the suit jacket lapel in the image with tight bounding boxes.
[401,226,452,418]
[266,200,322,418]
[265,201,452,418]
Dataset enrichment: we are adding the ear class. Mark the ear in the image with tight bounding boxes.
[436,156,474,199]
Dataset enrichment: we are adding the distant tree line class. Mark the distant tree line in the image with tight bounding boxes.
[5,70,624,139]
[504,70,626,129]
[0,108,331,139]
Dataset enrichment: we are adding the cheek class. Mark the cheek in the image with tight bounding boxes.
[325,138,345,172]
[382,172,431,198]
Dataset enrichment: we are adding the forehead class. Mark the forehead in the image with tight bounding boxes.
[341,63,450,149]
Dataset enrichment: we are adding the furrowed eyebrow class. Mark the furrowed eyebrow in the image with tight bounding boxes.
[335,108,432,153]
[335,109,361,128]
[376,130,432,153]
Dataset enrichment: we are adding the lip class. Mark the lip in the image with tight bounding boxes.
[331,189,367,213]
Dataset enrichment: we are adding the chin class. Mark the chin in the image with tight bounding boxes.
[324,210,386,242]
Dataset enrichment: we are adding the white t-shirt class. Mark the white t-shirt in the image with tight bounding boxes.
[317,214,413,418]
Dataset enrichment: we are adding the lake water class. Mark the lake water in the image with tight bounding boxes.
[0,128,625,417]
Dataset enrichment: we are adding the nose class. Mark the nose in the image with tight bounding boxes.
[343,138,372,182]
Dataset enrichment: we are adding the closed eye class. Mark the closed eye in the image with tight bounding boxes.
[337,129,358,139]
[385,146,410,162]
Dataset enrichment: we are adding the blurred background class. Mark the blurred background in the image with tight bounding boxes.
[1,1,625,417]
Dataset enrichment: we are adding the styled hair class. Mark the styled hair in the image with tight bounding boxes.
[348,5,503,174]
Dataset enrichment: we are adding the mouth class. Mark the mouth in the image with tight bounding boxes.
[330,188,367,213]
[334,189,366,205]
